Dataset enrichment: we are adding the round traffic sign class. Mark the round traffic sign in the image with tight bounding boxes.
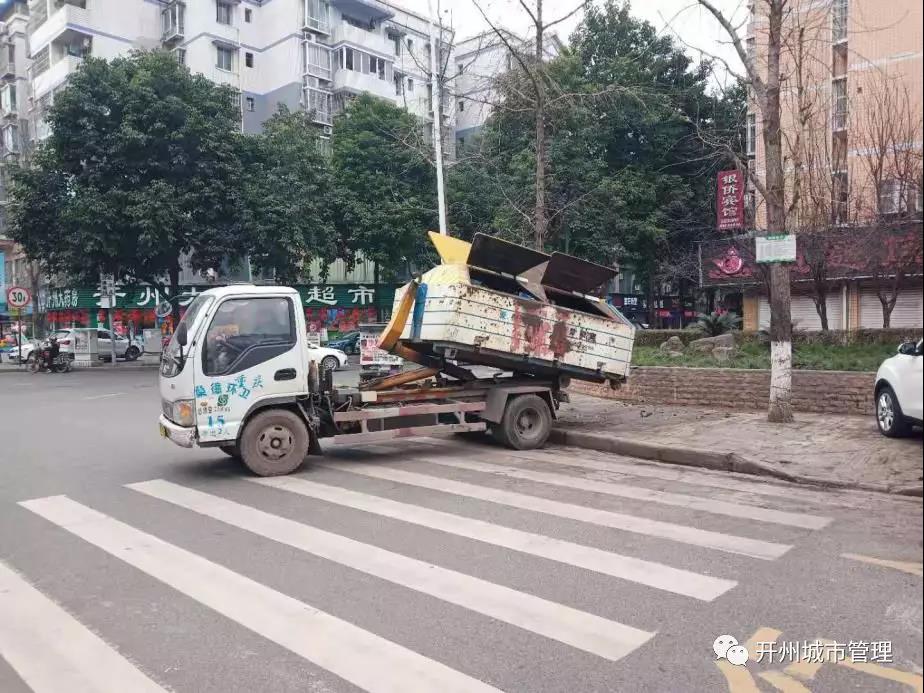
[154,299,173,318]
[6,286,31,308]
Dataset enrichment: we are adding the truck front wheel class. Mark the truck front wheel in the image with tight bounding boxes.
[240,409,309,477]
[494,394,552,450]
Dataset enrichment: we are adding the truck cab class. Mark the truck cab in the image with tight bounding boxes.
[159,285,315,475]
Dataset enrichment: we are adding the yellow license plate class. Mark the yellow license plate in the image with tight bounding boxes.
[159,424,168,438]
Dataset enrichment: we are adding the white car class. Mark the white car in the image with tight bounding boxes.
[874,339,923,437]
[6,341,37,364]
[307,346,349,372]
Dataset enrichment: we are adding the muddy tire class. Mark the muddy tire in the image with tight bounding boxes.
[219,444,241,458]
[494,394,552,450]
[239,409,309,477]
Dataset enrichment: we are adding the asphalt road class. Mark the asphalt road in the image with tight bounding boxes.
[1,367,922,693]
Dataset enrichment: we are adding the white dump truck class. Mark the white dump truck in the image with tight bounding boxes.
[158,233,635,476]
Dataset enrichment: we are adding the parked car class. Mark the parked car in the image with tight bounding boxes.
[328,331,360,355]
[50,328,143,362]
[874,339,923,437]
[306,346,349,372]
[6,340,38,364]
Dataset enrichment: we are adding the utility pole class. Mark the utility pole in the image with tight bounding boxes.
[100,273,118,367]
[428,0,448,235]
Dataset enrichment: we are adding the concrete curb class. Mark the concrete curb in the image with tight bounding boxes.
[549,428,922,497]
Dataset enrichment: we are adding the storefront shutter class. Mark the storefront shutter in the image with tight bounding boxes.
[758,294,843,330]
[860,288,923,328]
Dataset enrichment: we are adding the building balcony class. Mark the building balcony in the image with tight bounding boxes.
[330,0,393,23]
[30,54,82,100]
[331,22,394,57]
[332,68,395,101]
[28,1,89,55]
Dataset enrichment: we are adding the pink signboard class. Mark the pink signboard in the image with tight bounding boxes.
[716,169,744,231]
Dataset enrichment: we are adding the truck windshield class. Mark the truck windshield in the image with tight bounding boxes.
[161,294,213,378]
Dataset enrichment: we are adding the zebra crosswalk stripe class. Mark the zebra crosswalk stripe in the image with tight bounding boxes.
[127,479,656,662]
[0,560,167,693]
[18,495,503,693]
[250,475,737,601]
[418,457,832,529]
[320,463,792,560]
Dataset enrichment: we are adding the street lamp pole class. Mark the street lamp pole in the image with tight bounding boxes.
[427,0,448,235]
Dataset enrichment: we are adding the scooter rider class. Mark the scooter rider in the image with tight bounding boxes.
[44,335,60,371]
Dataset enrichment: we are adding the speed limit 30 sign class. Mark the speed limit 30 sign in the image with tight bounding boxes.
[6,286,32,308]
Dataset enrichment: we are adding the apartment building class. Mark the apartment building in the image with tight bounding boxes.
[720,0,923,330]
[22,0,453,138]
[453,28,561,148]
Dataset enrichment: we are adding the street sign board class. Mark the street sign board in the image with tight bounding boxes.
[6,286,31,308]
[756,234,797,263]
[716,169,744,231]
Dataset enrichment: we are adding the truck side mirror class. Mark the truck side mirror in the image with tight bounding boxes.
[897,341,917,356]
[176,322,188,347]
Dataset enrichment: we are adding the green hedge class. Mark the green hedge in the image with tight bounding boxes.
[633,327,922,348]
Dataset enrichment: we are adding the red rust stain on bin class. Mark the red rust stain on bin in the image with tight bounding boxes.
[549,317,572,358]
[512,302,550,355]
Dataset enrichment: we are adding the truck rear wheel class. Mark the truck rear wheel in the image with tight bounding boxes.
[494,394,552,450]
[239,409,309,477]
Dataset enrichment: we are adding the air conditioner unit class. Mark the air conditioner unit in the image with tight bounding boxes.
[322,125,333,135]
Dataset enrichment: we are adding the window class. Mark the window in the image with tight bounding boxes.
[305,0,330,33]
[406,38,413,51]
[833,171,848,223]
[390,33,402,56]
[245,8,252,22]
[407,77,414,92]
[216,1,232,25]
[305,42,332,80]
[175,48,187,66]
[878,179,920,215]
[245,52,254,68]
[393,71,404,95]
[216,45,234,71]
[342,46,355,71]
[0,84,16,114]
[832,78,847,130]
[746,113,756,155]
[245,96,255,112]
[832,0,848,42]
[457,99,464,112]
[369,55,386,80]
[203,297,296,376]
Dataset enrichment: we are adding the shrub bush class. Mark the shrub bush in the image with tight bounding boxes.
[632,327,921,348]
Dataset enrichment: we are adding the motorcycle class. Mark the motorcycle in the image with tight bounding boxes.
[30,340,72,374]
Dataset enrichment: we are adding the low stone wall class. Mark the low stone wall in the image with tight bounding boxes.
[574,367,876,415]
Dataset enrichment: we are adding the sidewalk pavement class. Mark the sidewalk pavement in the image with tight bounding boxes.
[554,393,923,496]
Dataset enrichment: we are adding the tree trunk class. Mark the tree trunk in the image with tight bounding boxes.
[813,283,829,331]
[169,264,181,328]
[373,261,381,323]
[763,0,794,423]
[880,298,892,328]
[532,0,547,252]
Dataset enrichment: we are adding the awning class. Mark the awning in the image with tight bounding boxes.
[330,0,394,22]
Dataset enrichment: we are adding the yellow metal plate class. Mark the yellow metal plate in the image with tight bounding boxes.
[428,231,471,264]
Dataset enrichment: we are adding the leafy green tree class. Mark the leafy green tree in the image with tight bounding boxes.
[331,94,437,307]
[8,50,243,322]
[239,107,337,283]
[449,0,741,323]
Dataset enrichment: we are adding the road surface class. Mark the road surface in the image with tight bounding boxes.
[1,368,921,692]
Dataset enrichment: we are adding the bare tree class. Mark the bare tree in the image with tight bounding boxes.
[472,0,589,251]
[852,81,923,327]
[696,0,796,422]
